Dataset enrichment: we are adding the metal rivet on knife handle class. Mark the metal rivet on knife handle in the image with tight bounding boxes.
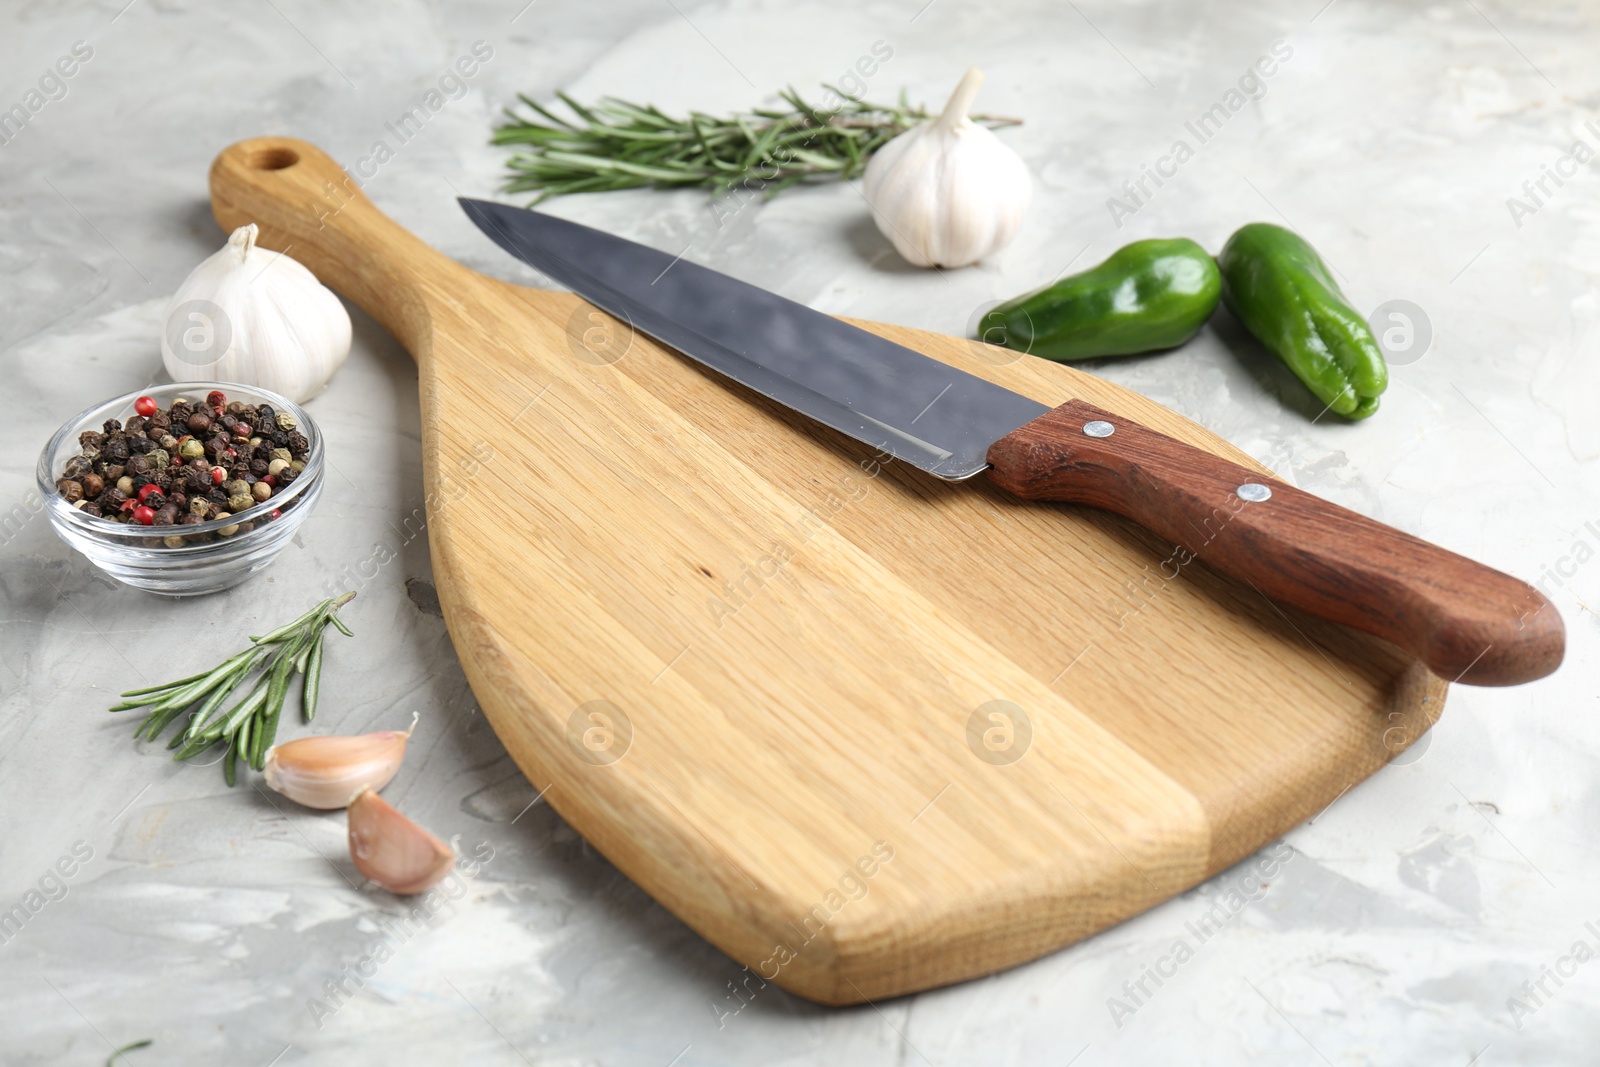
[1082,420,1115,438]
[1236,483,1272,502]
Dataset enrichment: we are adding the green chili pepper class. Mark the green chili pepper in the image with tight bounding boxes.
[1216,222,1388,419]
[977,238,1222,362]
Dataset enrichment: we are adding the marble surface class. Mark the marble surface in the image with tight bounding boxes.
[2,0,1598,1063]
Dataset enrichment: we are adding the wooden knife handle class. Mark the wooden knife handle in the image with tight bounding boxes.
[986,400,1563,686]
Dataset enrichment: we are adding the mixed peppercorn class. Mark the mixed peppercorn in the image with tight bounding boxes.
[58,389,310,543]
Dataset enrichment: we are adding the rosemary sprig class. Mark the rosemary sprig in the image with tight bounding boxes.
[111,592,356,785]
[493,86,1021,204]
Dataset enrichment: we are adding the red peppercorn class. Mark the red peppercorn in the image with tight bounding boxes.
[137,484,162,503]
[261,475,276,487]
[269,509,282,520]
[205,390,226,408]
[134,395,158,417]
[132,505,155,525]
[211,467,226,485]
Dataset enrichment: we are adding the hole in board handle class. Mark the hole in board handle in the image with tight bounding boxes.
[247,146,299,171]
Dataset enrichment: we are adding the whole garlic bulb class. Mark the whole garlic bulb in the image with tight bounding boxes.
[862,68,1031,269]
[161,223,351,402]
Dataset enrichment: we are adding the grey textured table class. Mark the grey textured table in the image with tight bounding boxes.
[2,1,1597,1063]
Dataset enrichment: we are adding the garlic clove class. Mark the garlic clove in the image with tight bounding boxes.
[347,786,455,895]
[262,712,417,810]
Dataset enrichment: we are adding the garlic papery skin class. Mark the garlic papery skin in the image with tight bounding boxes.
[347,787,455,895]
[861,68,1031,269]
[263,713,417,810]
[161,223,351,403]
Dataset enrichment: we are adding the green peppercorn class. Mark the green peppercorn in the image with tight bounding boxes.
[227,492,253,513]
[144,448,170,471]
[275,412,298,432]
[179,438,205,460]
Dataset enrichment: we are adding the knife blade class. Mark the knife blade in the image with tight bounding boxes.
[460,199,1563,687]
[459,199,1046,480]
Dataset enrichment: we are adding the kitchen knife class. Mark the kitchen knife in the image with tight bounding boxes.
[460,199,1562,687]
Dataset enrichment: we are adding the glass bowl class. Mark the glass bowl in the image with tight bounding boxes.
[37,381,325,596]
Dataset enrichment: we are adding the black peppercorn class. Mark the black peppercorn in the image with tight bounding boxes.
[286,432,309,458]
[126,454,152,476]
[62,455,92,480]
[276,466,299,487]
[103,418,122,434]
[153,503,179,525]
[98,487,128,510]
[103,437,130,463]
[124,415,145,435]
[187,411,212,434]
[78,430,105,451]
[249,457,268,476]
[57,479,84,503]
[81,502,102,518]
[128,436,155,455]
[81,473,105,498]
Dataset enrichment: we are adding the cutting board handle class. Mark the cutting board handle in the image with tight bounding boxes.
[210,137,465,361]
[987,399,1564,686]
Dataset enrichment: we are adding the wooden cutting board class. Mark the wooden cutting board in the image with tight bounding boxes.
[211,138,1443,1005]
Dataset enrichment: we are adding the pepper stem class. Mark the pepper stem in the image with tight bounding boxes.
[937,67,985,132]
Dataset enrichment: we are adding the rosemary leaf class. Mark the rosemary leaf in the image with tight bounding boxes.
[303,634,325,723]
[107,1038,152,1066]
